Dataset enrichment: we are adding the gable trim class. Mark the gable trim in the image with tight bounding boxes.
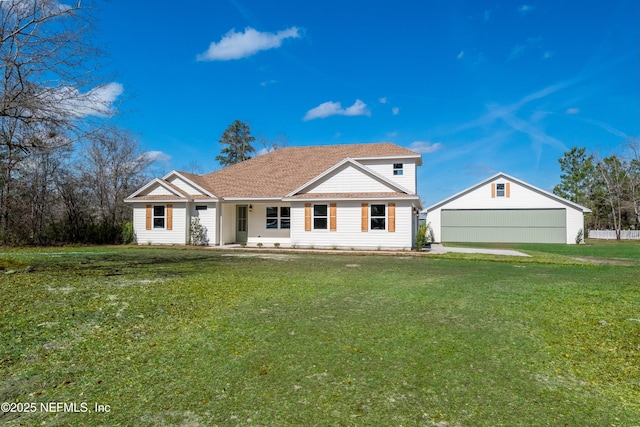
[286,158,413,197]
[162,170,217,198]
[353,154,423,166]
[424,172,592,213]
[126,178,189,200]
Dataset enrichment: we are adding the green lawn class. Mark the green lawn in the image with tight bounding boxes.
[0,245,638,426]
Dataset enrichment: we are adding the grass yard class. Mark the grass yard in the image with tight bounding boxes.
[0,243,638,426]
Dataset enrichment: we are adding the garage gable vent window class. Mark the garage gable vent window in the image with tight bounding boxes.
[393,163,403,175]
[491,182,511,198]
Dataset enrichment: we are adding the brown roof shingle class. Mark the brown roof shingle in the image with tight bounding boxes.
[199,142,420,198]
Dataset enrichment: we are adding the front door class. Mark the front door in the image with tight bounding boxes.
[236,205,248,243]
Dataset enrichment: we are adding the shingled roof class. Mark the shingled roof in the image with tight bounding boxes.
[127,143,421,201]
[199,142,420,198]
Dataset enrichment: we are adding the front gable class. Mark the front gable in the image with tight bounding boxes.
[289,159,412,197]
[426,172,591,213]
[126,178,188,200]
[163,171,216,198]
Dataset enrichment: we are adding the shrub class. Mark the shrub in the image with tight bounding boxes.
[415,224,428,250]
[427,223,435,243]
[575,228,585,244]
[189,217,208,245]
[274,242,280,248]
[257,242,263,248]
[121,221,134,244]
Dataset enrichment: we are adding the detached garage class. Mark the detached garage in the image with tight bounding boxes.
[425,173,591,244]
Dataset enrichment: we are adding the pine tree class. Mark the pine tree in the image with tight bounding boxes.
[215,120,256,166]
[553,147,595,207]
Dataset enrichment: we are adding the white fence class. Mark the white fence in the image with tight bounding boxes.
[588,230,640,240]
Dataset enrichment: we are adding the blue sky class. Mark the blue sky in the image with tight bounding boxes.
[96,0,639,205]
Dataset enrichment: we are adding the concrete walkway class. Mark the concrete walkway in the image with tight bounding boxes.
[212,243,530,257]
[428,243,530,257]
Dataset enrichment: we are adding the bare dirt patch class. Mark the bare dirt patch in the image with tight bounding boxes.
[572,257,638,266]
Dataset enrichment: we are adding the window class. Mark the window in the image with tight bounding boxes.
[393,163,403,176]
[153,205,165,229]
[313,204,328,229]
[370,204,386,230]
[266,206,291,229]
[280,207,291,229]
[195,205,207,211]
[496,183,505,197]
[266,206,278,229]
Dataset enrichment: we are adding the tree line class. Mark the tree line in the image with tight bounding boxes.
[553,139,640,239]
[0,0,152,244]
[0,0,273,246]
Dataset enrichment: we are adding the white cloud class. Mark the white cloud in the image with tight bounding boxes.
[141,151,171,165]
[260,79,277,87]
[344,100,369,116]
[409,141,444,154]
[379,97,388,104]
[50,82,123,118]
[457,50,465,59]
[303,99,370,121]
[518,5,535,15]
[542,51,553,60]
[392,107,400,115]
[483,10,491,22]
[197,26,301,61]
[566,107,580,115]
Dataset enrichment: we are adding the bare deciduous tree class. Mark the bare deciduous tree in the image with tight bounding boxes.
[596,155,629,239]
[82,126,151,228]
[0,0,113,151]
[625,137,640,226]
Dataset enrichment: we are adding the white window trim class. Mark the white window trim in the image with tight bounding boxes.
[370,203,387,231]
[153,205,166,230]
[266,206,291,229]
[313,204,329,231]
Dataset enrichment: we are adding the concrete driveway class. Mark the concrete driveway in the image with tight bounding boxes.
[428,243,530,257]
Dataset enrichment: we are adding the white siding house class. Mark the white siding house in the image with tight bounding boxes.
[424,172,591,244]
[125,143,422,250]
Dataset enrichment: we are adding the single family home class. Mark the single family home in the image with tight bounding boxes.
[424,172,591,244]
[125,143,423,249]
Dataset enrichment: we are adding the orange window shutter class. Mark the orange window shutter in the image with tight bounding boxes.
[304,203,311,231]
[491,183,496,198]
[166,204,173,230]
[388,203,396,232]
[361,203,368,232]
[506,182,511,198]
[330,203,337,231]
[146,205,152,230]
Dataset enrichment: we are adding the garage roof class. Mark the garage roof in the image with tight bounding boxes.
[423,172,592,213]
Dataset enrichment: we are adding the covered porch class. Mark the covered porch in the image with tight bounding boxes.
[218,200,292,247]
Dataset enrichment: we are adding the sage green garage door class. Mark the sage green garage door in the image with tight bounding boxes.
[441,209,566,243]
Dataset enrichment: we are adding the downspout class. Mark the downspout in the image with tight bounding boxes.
[219,200,223,246]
